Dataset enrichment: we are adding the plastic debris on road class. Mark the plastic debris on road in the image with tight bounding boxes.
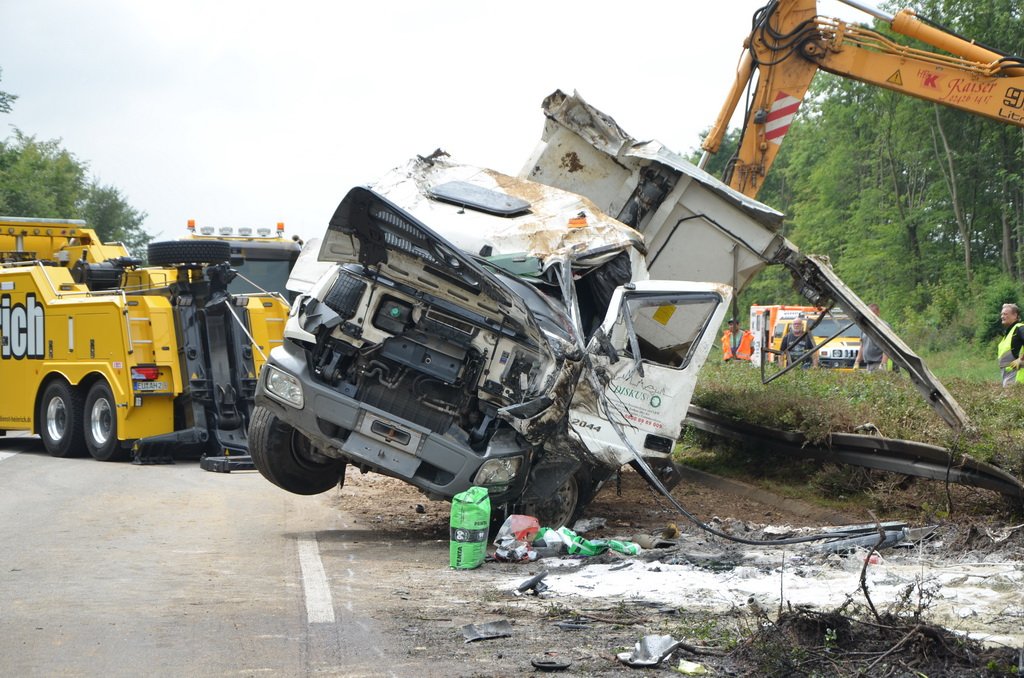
[493,514,541,562]
[535,526,640,557]
[617,634,682,667]
[675,659,708,675]
[461,619,513,643]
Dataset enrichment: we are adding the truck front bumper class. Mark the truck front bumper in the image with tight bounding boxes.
[254,343,531,505]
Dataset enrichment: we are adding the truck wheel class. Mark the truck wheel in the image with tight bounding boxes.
[147,240,231,267]
[84,381,127,461]
[39,381,86,458]
[249,406,344,495]
[516,468,593,529]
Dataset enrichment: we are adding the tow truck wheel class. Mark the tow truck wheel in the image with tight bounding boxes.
[84,381,126,461]
[249,406,344,495]
[39,380,87,458]
[147,240,232,267]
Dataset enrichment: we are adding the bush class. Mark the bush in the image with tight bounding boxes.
[973,275,1023,344]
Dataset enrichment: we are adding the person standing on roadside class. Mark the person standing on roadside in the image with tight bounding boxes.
[780,316,818,369]
[997,302,1024,386]
[857,303,889,372]
[721,318,754,362]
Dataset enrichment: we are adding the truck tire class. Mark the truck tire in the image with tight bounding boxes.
[84,380,127,461]
[147,240,231,267]
[249,406,344,495]
[39,380,87,458]
[515,468,595,529]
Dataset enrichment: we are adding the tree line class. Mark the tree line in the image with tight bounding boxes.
[700,0,1024,351]
[5,0,1024,353]
[0,68,151,256]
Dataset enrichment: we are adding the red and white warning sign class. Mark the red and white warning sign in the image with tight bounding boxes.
[764,91,801,144]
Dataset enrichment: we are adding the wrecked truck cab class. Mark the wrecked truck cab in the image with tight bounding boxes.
[250,158,730,526]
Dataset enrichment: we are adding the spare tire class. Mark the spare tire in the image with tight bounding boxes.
[147,240,232,266]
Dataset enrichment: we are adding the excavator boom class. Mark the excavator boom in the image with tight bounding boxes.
[701,0,1024,198]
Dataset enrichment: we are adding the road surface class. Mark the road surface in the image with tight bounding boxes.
[0,433,498,678]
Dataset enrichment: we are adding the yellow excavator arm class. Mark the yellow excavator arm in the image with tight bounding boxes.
[700,0,1024,199]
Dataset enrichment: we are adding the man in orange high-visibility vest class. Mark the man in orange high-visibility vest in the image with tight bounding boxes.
[721,318,754,361]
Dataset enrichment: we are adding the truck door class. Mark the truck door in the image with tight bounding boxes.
[569,280,731,468]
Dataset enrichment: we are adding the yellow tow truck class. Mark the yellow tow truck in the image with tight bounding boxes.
[0,216,296,464]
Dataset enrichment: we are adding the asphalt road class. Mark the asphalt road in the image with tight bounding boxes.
[0,433,469,678]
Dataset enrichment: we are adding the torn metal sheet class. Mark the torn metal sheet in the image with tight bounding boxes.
[369,156,648,274]
[522,89,969,433]
[461,619,513,643]
[616,634,682,667]
[813,525,937,553]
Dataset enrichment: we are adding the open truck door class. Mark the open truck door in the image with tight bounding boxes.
[569,281,731,470]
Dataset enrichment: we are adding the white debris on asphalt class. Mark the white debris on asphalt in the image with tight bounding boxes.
[499,541,1024,648]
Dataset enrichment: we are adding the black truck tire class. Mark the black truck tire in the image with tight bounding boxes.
[38,380,87,458]
[249,406,344,495]
[147,240,231,266]
[514,467,595,529]
[84,380,127,461]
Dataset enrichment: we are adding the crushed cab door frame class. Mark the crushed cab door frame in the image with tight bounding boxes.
[569,280,732,468]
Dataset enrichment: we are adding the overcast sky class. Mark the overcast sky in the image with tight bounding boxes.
[1,1,866,243]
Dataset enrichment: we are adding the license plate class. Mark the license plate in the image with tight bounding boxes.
[134,381,168,392]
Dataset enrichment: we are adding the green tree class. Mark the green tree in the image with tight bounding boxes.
[0,67,16,114]
[81,182,151,254]
[0,130,151,256]
[0,131,85,217]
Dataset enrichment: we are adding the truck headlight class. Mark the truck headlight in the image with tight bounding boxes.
[265,366,304,408]
[473,457,523,488]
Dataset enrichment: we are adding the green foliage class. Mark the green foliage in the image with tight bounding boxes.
[0,131,85,217]
[81,182,151,255]
[0,67,16,115]
[0,129,151,256]
[690,360,1024,476]
[746,1,1024,336]
[919,343,995,383]
[973,276,1024,344]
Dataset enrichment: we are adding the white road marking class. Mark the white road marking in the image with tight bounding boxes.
[297,534,335,624]
[0,452,17,462]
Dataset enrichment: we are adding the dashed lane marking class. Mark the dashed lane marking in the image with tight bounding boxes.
[297,534,335,624]
[0,452,17,462]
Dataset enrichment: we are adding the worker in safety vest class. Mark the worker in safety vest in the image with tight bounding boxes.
[721,318,754,362]
[997,302,1024,386]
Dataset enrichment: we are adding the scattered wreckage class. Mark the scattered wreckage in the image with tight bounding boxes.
[249,90,985,525]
